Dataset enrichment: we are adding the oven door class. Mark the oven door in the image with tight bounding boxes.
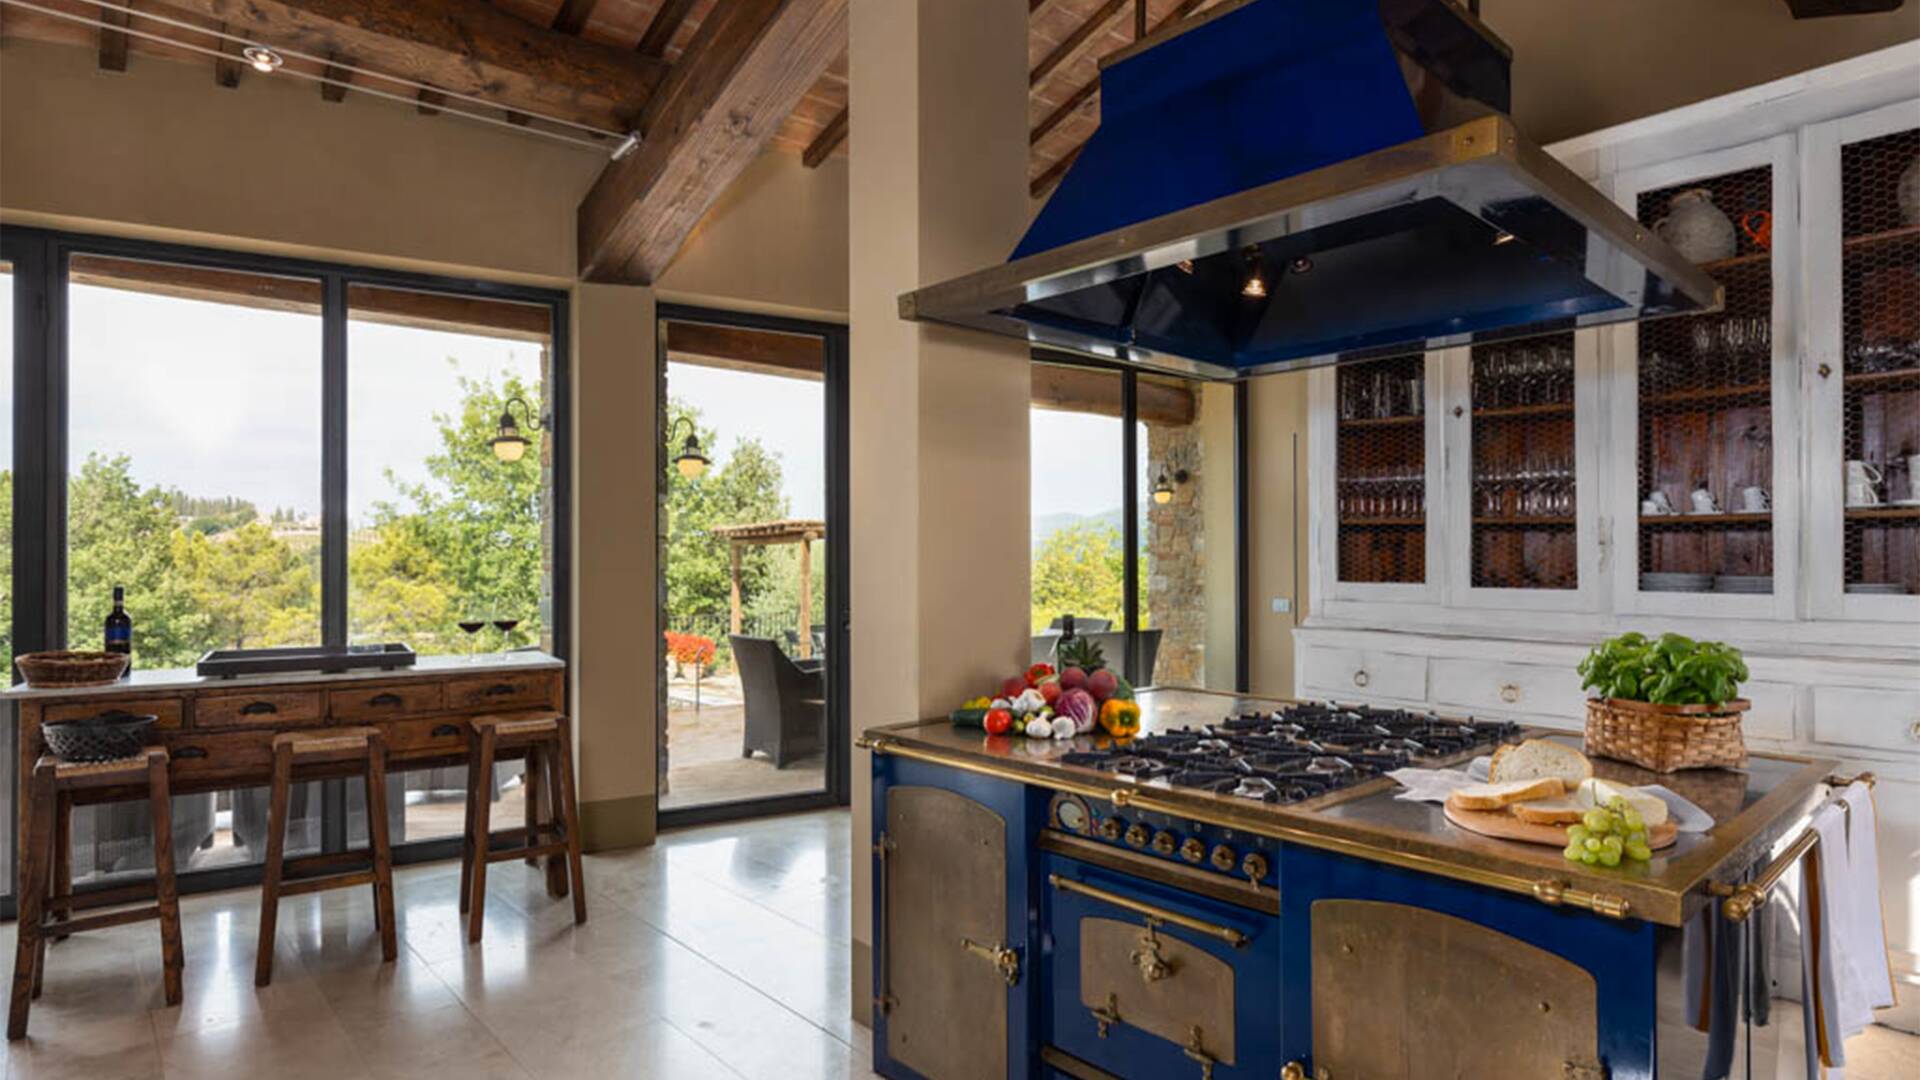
[1042,853,1282,1080]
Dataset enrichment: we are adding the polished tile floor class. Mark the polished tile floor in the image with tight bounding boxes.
[5,807,1914,1079]
[1,810,874,1079]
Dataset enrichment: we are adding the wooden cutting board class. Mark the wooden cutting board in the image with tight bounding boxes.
[1444,802,1679,850]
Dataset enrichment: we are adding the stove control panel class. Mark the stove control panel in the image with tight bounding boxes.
[1050,789,1280,889]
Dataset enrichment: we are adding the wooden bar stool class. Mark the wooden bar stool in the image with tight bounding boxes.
[9,747,182,1040]
[255,727,396,987]
[459,712,585,943]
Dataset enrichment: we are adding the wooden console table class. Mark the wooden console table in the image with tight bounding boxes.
[5,653,569,893]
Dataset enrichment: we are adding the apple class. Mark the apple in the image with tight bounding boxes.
[1087,668,1118,703]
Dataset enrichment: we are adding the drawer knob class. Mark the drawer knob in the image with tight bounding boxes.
[484,683,517,697]
[1909,720,1920,743]
[369,693,404,707]
[1352,669,1370,688]
[1499,683,1522,705]
[239,701,278,716]
[431,724,462,738]
[174,746,208,760]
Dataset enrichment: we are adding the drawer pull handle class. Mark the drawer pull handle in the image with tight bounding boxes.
[959,937,1020,987]
[1498,683,1521,704]
[239,701,278,716]
[1048,874,1248,948]
[1352,669,1370,688]
[1183,1025,1218,1080]
[174,746,208,760]
[484,683,518,697]
[431,724,462,738]
[1909,721,1920,744]
[369,693,404,707]
[1090,992,1121,1038]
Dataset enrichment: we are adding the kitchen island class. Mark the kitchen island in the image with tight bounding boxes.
[861,687,1841,1080]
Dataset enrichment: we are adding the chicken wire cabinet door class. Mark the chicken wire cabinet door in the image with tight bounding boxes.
[1805,99,1920,622]
[1605,135,1801,622]
[1311,353,1445,606]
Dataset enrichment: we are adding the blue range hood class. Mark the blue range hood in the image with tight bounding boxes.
[898,0,1721,380]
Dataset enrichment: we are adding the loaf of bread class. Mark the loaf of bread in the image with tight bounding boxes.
[1488,739,1593,788]
[1445,776,1565,812]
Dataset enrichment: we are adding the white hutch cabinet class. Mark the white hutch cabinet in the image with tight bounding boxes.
[1296,44,1920,1026]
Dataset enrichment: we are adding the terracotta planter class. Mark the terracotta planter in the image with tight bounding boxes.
[1583,696,1749,773]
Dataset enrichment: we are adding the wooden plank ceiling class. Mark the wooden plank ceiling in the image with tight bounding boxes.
[0,0,1224,274]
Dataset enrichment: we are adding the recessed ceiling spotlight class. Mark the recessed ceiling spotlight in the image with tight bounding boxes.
[242,46,284,73]
[1175,259,1195,274]
[1492,230,1517,246]
[1289,256,1313,274]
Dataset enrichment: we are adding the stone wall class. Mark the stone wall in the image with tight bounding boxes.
[1146,421,1205,686]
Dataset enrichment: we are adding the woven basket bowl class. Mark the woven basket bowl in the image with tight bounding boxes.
[1584,697,1750,773]
[42,713,157,763]
[14,650,128,688]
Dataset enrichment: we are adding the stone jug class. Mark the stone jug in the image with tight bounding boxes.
[1654,188,1737,263]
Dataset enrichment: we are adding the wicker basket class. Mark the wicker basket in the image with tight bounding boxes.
[1584,696,1750,773]
[14,650,129,688]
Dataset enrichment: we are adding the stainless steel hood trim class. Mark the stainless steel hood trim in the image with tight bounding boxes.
[898,115,1724,379]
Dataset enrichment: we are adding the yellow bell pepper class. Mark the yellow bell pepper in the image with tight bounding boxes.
[1098,698,1141,738]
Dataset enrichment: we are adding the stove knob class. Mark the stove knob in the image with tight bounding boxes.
[1179,837,1206,864]
[1241,851,1270,884]
[1151,830,1176,856]
[1125,823,1150,849]
[1098,817,1123,841]
[1209,844,1236,872]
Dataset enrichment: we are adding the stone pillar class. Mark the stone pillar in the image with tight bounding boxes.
[570,283,660,851]
[1146,421,1206,686]
[847,0,1031,1026]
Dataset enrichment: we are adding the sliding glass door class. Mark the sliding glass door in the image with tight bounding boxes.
[656,306,848,824]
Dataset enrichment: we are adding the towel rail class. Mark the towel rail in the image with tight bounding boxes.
[1708,772,1874,922]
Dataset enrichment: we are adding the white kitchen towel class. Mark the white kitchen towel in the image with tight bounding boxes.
[1805,802,1855,1068]
[1391,768,1714,832]
[1838,781,1896,1013]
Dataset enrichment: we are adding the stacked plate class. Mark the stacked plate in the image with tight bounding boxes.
[1845,582,1909,595]
[1714,575,1773,594]
[1642,572,1712,592]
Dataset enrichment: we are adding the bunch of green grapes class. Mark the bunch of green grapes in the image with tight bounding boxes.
[1562,796,1654,867]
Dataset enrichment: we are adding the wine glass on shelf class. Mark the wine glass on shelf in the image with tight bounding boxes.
[492,615,521,654]
[458,617,486,662]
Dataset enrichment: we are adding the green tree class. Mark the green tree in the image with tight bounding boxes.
[172,522,317,650]
[664,400,789,632]
[65,454,203,667]
[1030,521,1124,631]
[348,517,455,650]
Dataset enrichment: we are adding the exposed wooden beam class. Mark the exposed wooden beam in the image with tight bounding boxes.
[1030,0,1065,15]
[579,0,848,283]
[1030,141,1081,198]
[213,21,241,88]
[665,321,824,379]
[1031,0,1126,87]
[156,0,664,132]
[1031,1,1212,181]
[319,51,349,102]
[802,107,849,167]
[636,0,700,58]
[98,6,129,72]
[549,0,601,36]
[416,86,445,116]
[1031,361,1195,425]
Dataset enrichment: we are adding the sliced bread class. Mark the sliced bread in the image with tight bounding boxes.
[1445,776,1565,812]
[1488,739,1593,788]
[1508,795,1590,825]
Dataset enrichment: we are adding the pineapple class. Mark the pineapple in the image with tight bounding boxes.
[1057,634,1106,672]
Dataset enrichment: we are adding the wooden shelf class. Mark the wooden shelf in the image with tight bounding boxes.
[1843,366,1920,390]
[1339,413,1424,430]
[1694,249,1771,275]
[1340,517,1425,528]
[1474,516,1576,528]
[1844,506,1920,522]
[1843,223,1920,252]
[1471,402,1574,420]
[1644,382,1771,407]
[1640,513,1772,528]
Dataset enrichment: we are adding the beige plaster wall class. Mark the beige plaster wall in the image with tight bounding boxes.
[1199,382,1239,692]
[657,151,850,321]
[1245,372,1310,699]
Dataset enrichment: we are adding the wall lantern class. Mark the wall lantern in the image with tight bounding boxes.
[489,396,546,463]
[667,416,711,479]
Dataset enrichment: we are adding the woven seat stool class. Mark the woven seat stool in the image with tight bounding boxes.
[459,712,585,943]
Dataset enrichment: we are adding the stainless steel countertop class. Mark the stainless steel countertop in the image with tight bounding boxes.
[861,687,1838,926]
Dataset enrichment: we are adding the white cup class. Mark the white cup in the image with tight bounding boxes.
[1641,498,1665,515]
[1738,486,1770,513]
[1847,481,1882,508]
[1907,455,1920,500]
[1646,490,1675,514]
[1689,488,1719,514]
[1846,460,1883,486]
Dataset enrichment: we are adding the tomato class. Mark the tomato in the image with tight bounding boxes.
[982,708,1014,736]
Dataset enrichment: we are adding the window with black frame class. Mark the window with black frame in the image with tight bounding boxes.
[1,231,568,903]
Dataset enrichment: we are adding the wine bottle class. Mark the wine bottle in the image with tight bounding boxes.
[104,585,133,668]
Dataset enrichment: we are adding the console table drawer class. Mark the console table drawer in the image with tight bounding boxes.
[195,690,325,729]
[384,717,472,756]
[161,730,278,778]
[44,697,185,730]
[445,672,556,711]
[330,682,444,721]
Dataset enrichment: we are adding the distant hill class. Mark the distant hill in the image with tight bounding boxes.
[1032,507,1126,549]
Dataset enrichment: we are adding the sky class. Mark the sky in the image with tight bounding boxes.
[667,360,824,520]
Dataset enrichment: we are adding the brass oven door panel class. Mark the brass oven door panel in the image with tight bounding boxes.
[1080,916,1237,1065]
[1311,900,1599,1078]
[885,786,1009,1080]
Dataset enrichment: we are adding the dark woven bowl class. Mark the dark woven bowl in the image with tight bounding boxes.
[42,712,157,762]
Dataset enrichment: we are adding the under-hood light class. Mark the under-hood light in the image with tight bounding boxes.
[1241,249,1267,299]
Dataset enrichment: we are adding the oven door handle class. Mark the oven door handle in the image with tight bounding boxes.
[1048,873,1248,948]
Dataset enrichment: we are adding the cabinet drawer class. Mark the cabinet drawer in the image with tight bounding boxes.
[159,730,277,779]
[43,696,185,730]
[1738,680,1796,742]
[382,716,471,757]
[445,672,557,711]
[330,681,444,721]
[194,689,325,729]
[1431,659,1587,726]
[1299,646,1427,702]
[1810,685,1920,753]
